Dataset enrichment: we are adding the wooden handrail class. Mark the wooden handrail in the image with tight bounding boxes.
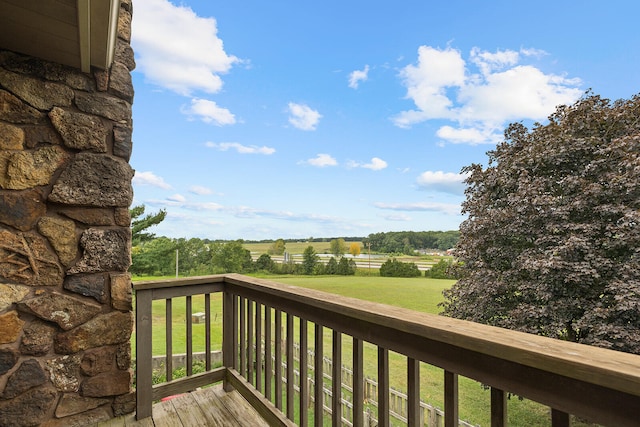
[134,274,640,426]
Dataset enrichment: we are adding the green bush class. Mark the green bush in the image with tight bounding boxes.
[425,259,463,279]
[379,258,421,277]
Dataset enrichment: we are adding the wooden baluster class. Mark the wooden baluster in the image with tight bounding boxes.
[186,295,193,376]
[239,296,246,377]
[332,331,342,427]
[275,309,283,410]
[407,357,420,426]
[286,313,295,420]
[256,302,263,393]
[205,293,211,371]
[444,371,459,427]
[314,324,324,427]
[265,305,272,401]
[135,288,153,419]
[248,299,254,384]
[378,347,389,427]
[165,298,173,381]
[551,408,570,427]
[300,318,309,426]
[353,337,364,427]
[491,387,507,427]
[222,291,236,392]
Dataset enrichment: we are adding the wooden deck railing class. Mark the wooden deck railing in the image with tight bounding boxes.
[134,274,640,426]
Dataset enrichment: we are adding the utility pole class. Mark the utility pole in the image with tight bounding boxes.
[175,249,179,278]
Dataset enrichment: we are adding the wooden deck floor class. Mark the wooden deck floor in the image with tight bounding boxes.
[95,384,270,427]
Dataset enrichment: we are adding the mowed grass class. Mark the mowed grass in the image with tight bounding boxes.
[261,274,453,314]
[133,274,595,427]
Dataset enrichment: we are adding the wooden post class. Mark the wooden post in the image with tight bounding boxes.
[378,347,390,427]
[136,289,153,419]
[353,337,364,427]
[239,296,246,377]
[265,305,272,400]
[491,387,507,427]
[314,324,324,427]
[205,293,211,371]
[165,298,173,382]
[300,319,309,426]
[286,313,295,420]
[222,289,235,392]
[551,409,570,427]
[444,371,459,427]
[275,309,283,410]
[256,303,263,392]
[407,357,420,426]
[332,331,342,427]
[186,295,192,376]
[247,299,254,384]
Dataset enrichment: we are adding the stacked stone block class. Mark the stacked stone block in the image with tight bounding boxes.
[0,1,136,425]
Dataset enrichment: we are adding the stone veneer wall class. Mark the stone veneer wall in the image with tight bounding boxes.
[0,2,137,426]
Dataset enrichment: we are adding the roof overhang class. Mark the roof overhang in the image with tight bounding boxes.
[0,0,120,73]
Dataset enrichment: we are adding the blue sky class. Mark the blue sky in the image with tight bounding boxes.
[129,0,640,241]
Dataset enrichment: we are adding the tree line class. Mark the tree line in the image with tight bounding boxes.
[130,229,360,277]
[364,230,459,255]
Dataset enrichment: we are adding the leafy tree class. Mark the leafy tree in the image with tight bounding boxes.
[441,93,640,354]
[130,205,166,244]
[211,240,253,273]
[175,238,213,276]
[425,259,462,279]
[349,242,361,257]
[366,231,459,254]
[325,257,338,274]
[379,258,421,277]
[255,253,275,271]
[130,237,176,276]
[302,245,319,275]
[329,238,347,257]
[337,257,356,275]
[268,239,286,255]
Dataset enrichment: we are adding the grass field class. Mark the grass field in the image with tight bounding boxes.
[133,274,595,427]
[243,241,362,255]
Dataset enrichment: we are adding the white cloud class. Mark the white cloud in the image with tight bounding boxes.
[288,102,322,131]
[436,126,500,145]
[374,201,461,216]
[348,65,370,89]
[303,154,337,167]
[470,47,519,75]
[132,171,172,189]
[382,213,412,222]
[145,198,223,211]
[167,194,187,203]
[182,98,236,125]
[205,141,275,155]
[189,185,213,195]
[393,45,582,144]
[348,157,388,170]
[415,171,469,195]
[363,157,387,170]
[132,0,239,95]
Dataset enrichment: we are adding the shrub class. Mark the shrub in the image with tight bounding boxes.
[379,258,421,277]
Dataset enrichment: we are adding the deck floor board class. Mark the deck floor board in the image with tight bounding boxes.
[95,384,269,427]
